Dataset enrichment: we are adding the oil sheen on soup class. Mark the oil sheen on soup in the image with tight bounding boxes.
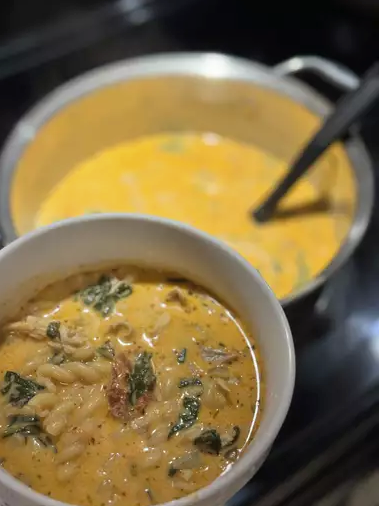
[0,266,261,506]
[35,133,355,300]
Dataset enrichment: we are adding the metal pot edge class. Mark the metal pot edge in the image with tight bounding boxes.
[0,52,374,308]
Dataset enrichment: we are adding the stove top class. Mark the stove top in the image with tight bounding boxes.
[1,2,379,504]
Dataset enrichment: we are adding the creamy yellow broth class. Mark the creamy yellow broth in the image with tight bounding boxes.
[0,266,260,506]
[35,133,355,299]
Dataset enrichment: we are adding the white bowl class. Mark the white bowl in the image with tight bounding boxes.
[0,214,295,506]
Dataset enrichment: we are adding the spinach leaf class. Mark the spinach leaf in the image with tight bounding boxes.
[97,340,115,360]
[175,348,187,364]
[78,275,133,317]
[94,296,115,318]
[179,378,202,388]
[114,284,132,299]
[193,429,221,455]
[46,321,61,340]
[193,426,240,455]
[1,372,44,407]
[129,352,156,406]
[80,275,111,306]
[168,396,201,439]
[3,414,55,450]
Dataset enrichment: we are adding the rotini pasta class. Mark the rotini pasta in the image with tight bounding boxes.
[73,385,106,424]
[44,399,79,436]
[62,344,95,362]
[37,361,110,384]
[56,419,97,480]
[23,347,51,374]
[28,392,58,409]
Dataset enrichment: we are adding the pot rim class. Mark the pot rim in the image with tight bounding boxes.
[0,52,374,306]
[0,212,296,506]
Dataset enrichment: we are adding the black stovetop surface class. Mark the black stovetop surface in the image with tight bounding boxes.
[1,2,379,504]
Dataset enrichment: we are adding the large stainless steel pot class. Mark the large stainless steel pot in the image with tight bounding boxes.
[0,53,373,306]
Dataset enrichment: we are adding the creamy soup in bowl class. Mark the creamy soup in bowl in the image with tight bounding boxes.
[0,214,294,506]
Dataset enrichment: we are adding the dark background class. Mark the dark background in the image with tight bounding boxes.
[1,1,379,504]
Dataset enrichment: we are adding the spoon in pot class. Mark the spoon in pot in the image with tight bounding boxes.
[253,61,379,223]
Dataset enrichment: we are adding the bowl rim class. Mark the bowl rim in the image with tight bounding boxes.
[0,213,296,506]
[0,51,372,306]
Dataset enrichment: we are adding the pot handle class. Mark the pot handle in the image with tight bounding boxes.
[273,55,360,92]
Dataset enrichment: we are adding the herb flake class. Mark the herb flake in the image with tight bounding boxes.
[46,321,61,340]
[178,378,202,388]
[168,396,201,439]
[175,348,187,364]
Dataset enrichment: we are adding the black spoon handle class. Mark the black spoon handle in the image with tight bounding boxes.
[254,61,379,223]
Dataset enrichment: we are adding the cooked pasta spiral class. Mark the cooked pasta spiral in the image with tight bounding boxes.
[28,392,59,417]
[44,399,80,436]
[23,348,51,374]
[37,361,111,384]
[73,385,107,424]
[56,414,100,481]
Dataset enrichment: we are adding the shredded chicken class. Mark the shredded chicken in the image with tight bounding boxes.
[5,316,47,340]
[213,377,232,405]
[188,362,204,377]
[150,312,171,336]
[5,316,87,348]
[165,288,189,311]
[200,346,239,364]
[107,353,132,420]
[106,321,133,337]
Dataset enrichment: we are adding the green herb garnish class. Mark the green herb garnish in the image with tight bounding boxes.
[1,372,44,407]
[129,352,156,406]
[176,348,187,364]
[46,321,61,340]
[168,396,201,439]
[193,429,221,455]
[78,275,132,317]
[3,414,55,450]
[97,341,115,360]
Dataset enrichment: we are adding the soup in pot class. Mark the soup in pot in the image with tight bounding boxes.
[35,133,355,299]
[0,266,261,506]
